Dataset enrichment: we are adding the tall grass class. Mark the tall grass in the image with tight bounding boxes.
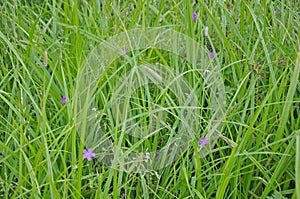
[0,0,299,198]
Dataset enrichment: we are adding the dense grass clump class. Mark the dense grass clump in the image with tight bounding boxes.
[0,1,299,198]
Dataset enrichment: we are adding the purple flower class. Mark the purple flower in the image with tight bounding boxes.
[210,51,215,58]
[83,148,96,161]
[275,6,279,12]
[118,47,127,57]
[198,137,208,147]
[192,13,198,21]
[298,42,300,53]
[61,96,66,104]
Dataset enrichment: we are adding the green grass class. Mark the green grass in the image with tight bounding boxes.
[0,0,299,198]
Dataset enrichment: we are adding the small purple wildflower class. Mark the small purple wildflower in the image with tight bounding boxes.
[118,47,127,57]
[61,96,66,104]
[83,148,96,161]
[122,47,127,54]
[198,137,208,147]
[275,6,279,12]
[192,13,198,21]
[298,42,300,53]
[210,51,215,58]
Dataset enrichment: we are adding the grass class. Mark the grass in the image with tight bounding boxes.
[0,0,299,198]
